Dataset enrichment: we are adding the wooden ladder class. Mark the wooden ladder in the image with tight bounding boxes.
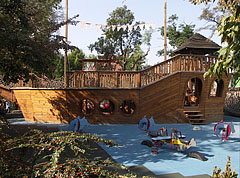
[183,110,206,125]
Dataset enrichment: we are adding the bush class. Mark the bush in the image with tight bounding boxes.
[210,156,238,178]
[0,116,139,178]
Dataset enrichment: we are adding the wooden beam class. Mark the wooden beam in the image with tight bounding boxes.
[164,1,167,61]
[64,0,69,88]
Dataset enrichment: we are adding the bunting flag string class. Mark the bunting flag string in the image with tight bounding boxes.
[71,20,156,32]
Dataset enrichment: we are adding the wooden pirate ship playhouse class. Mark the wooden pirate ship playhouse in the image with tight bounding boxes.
[12,33,230,125]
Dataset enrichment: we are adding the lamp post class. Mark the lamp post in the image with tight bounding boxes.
[64,0,68,88]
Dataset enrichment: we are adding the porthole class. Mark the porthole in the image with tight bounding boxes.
[99,100,114,115]
[120,100,136,114]
[80,98,95,115]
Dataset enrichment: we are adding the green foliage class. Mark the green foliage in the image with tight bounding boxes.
[89,5,152,71]
[53,49,85,78]
[190,0,240,86]
[0,0,76,83]
[210,156,238,178]
[0,122,140,177]
[157,14,195,57]
[199,5,226,37]
[68,49,85,71]
[52,55,64,79]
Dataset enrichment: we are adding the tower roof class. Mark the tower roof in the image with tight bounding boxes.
[173,33,221,55]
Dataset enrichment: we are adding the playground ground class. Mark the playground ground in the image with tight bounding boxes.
[5,114,240,178]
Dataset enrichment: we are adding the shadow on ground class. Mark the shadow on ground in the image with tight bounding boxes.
[84,115,240,176]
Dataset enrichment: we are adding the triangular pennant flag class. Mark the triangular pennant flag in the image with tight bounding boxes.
[101,24,106,30]
[80,21,85,28]
[122,25,128,31]
[96,24,101,31]
[150,23,156,29]
[112,25,117,31]
[145,23,150,30]
[139,24,145,30]
[128,25,133,32]
[117,26,122,31]
[85,23,91,28]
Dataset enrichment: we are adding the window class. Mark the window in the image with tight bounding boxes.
[99,100,114,115]
[120,100,136,114]
[81,99,95,115]
[210,79,224,97]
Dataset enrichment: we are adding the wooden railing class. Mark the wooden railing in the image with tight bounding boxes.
[140,54,219,86]
[67,54,219,88]
[6,54,218,89]
[67,71,140,88]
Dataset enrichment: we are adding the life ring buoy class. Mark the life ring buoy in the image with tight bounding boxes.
[214,121,231,140]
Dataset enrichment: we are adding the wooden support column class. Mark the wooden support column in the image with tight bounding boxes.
[137,73,141,88]
[64,0,69,88]
[164,1,167,61]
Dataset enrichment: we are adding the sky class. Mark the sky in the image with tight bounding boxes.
[59,0,220,66]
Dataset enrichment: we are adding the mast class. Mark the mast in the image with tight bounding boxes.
[164,1,167,61]
[64,0,68,88]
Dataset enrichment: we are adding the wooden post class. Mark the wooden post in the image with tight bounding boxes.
[184,56,187,71]
[179,56,181,71]
[73,72,76,88]
[137,72,141,88]
[114,73,118,88]
[64,0,69,88]
[82,61,84,71]
[164,1,167,61]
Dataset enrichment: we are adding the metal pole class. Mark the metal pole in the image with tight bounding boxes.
[164,1,167,61]
[64,0,68,88]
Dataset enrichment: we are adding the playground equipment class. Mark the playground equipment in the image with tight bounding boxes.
[139,117,197,154]
[214,120,235,141]
[68,116,89,132]
[10,33,230,125]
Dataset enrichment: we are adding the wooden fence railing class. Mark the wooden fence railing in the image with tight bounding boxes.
[67,54,219,88]
[6,54,218,89]
[67,71,140,88]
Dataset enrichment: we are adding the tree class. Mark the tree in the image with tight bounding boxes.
[68,49,85,71]
[89,5,152,71]
[189,0,240,86]
[126,29,152,70]
[53,49,85,79]
[157,14,195,57]
[199,5,226,37]
[0,0,74,83]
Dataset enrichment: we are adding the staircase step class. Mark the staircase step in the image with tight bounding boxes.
[190,118,206,125]
[191,122,206,125]
[183,110,201,113]
[189,118,206,121]
[182,109,207,125]
[187,114,204,117]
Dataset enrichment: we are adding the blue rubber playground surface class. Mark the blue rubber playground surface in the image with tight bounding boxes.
[8,114,240,177]
[83,115,240,177]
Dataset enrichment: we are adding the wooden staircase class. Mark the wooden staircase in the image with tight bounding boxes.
[183,109,206,125]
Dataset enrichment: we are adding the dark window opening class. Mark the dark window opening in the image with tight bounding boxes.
[81,99,95,115]
[210,79,224,97]
[184,77,202,107]
[99,100,114,115]
[120,100,136,114]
